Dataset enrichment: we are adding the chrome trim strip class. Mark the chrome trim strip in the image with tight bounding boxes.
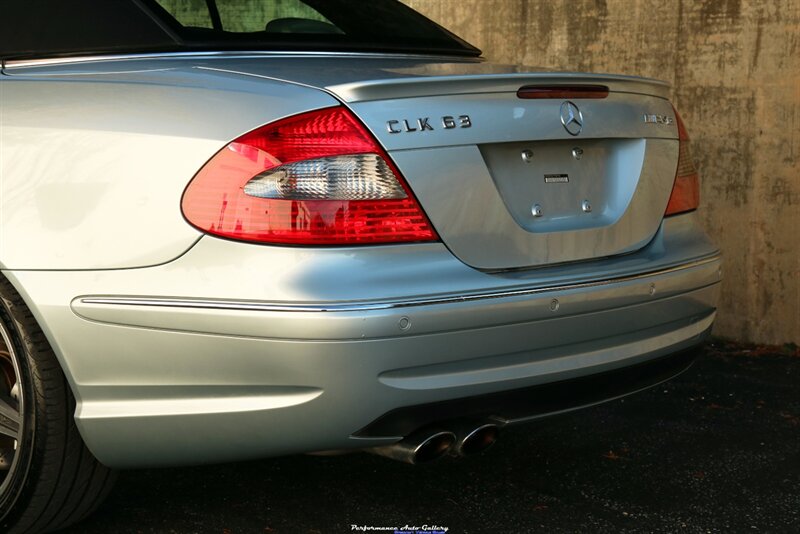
[79,255,720,313]
[5,51,481,69]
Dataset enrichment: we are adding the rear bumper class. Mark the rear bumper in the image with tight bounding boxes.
[356,345,703,438]
[5,214,721,467]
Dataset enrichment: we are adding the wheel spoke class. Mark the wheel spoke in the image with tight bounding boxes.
[0,395,20,439]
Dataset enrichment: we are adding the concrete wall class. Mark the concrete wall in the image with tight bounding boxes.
[404,0,800,344]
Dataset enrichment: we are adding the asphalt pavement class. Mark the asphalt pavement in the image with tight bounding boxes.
[64,340,800,533]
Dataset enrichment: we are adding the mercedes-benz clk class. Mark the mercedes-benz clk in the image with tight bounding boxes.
[0,0,721,531]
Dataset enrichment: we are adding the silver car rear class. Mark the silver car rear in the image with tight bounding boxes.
[0,1,720,531]
[3,53,720,460]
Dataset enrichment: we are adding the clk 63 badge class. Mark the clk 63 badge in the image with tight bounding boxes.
[386,115,472,133]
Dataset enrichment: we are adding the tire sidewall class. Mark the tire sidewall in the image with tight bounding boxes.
[0,292,40,529]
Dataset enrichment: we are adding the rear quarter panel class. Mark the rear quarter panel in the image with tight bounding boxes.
[0,66,337,269]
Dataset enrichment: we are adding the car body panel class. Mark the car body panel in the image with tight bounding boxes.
[390,138,675,269]
[3,213,720,467]
[1,52,720,468]
[349,92,677,151]
[3,53,671,100]
[0,65,338,269]
[0,2,725,528]
[2,54,682,270]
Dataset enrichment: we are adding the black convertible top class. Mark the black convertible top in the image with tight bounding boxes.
[0,0,481,61]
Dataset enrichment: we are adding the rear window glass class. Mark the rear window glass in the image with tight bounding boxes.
[158,0,215,28]
[0,0,480,61]
[157,0,334,32]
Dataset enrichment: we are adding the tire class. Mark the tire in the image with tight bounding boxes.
[0,277,116,533]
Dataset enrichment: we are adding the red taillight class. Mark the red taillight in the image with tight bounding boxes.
[181,106,437,245]
[665,108,700,216]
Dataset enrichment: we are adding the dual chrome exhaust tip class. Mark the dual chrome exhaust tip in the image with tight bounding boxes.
[368,422,499,465]
[452,423,499,457]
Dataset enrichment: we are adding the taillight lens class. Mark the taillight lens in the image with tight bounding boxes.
[181,106,438,245]
[664,108,700,216]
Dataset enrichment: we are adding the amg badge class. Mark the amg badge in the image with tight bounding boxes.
[643,114,674,125]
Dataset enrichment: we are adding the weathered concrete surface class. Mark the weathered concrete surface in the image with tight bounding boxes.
[404,0,800,344]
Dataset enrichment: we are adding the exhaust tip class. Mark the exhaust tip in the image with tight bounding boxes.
[456,424,499,456]
[413,431,457,464]
[367,429,456,464]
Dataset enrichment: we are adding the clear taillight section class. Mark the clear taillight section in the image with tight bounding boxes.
[664,108,700,216]
[243,154,406,200]
[181,106,437,245]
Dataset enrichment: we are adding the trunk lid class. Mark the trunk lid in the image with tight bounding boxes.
[200,57,681,269]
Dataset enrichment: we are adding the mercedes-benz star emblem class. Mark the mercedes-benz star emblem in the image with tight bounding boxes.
[560,101,583,136]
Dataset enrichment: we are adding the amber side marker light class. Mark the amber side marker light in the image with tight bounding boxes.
[664,108,700,216]
[517,85,609,99]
